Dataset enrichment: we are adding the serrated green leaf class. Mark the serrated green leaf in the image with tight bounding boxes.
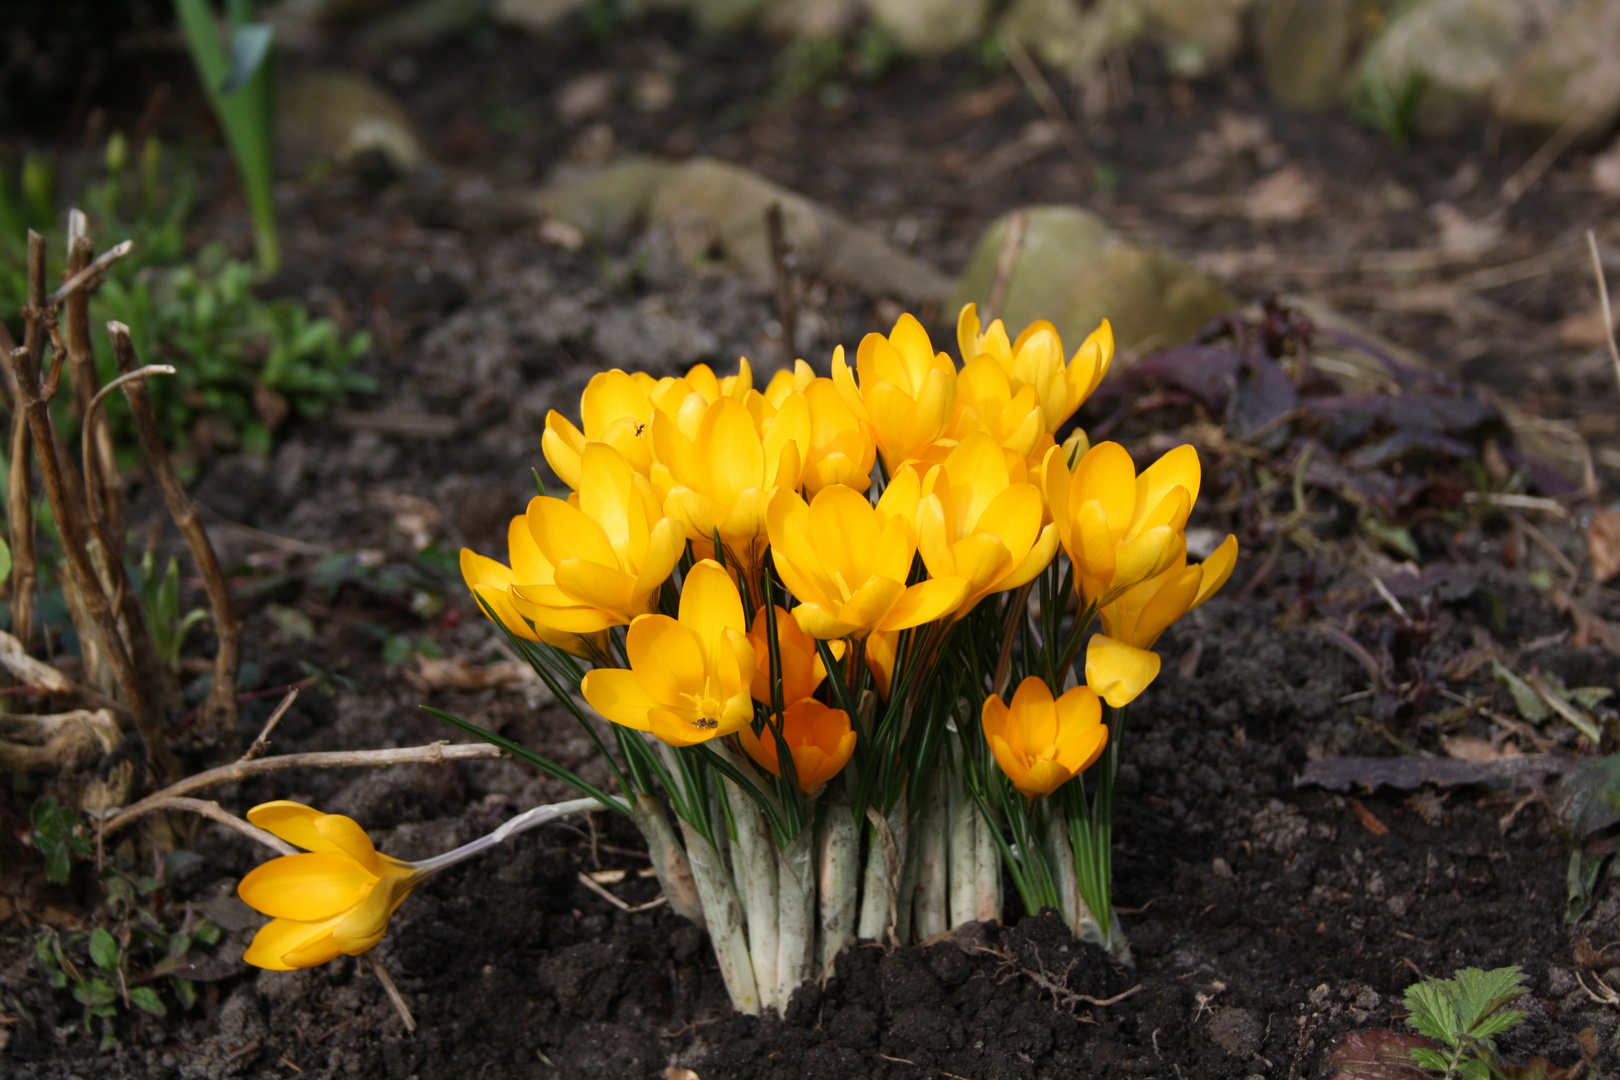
[89,927,120,973]
[129,986,167,1017]
[1404,981,1458,1045]
[1471,1008,1526,1042]
[1450,965,1526,1032]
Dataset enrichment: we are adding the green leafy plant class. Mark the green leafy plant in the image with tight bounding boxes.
[30,797,93,884]
[34,872,221,1048]
[138,551,210,674]
[1354,69,1428,149]
[1404,966,1529,1080]
[173,0,279,271]
[93,244,374,455]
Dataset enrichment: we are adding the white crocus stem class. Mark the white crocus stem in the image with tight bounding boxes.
[1044,810,1081,936]
[631,793,704,924]
[856,795,908,942]
[947,769,978,929]
[817,806,859,975]
[912,770,948,941]
[973,794,1002,923]
[679,817,761,1015]
[412,796,605,875]
[774,829,815,1011]
[723,779,779,1013]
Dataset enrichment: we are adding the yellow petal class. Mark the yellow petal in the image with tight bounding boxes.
[331,871,420,955]
[541,411,585,491]
[553,559,639,623]
[1131,444,1201,537]
[791,601,862,641]
[1192,534,1239,609]
[876,577,968,632]
[582,666,665,730]
[1085,635,1161,708]
[238,854,376,920]
[679,560,746,673]
[247,802,358,858]
[242,914,347,971]
[626,614,705,705]
[1014,760,1073,798]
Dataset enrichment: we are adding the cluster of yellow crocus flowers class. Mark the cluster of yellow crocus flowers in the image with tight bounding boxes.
[237,304,1236,975]
[461,302,1234,791]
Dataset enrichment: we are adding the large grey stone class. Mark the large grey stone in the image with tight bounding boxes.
[277,70,423,175]
[1493,0,1620,133]
[867,0,993,55]
[1356,0,1534,135]
[536,157,952,304]
[950,206,1234,355]
[1258,0,1358,110]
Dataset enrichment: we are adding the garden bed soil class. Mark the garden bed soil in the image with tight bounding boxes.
[5,15,1620,1079]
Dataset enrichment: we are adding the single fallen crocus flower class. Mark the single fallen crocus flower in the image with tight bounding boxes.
[982,676,1107,799]
[240,796,605,970]
[238,801,423,970]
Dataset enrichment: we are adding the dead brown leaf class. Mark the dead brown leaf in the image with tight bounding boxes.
[1557,305,1619,348]
[1587,509,1620,583]
[407,655,533,693]
[1552,589,1620,654]
[1243,164,1319,223]
[1440,735,1507,764]
[1349,797,1390,836]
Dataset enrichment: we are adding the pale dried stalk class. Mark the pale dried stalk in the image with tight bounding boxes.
[6,233,175,780]
[774,829,814,1012]
[111,324,243,745]
[1588,230,1620,395]
[630,793,703,923]
[947,768,978,929]
[105,795,297,855]
[911,769,948,941]
[98,742,502,837]
[0,709,119,772]
[64,225,127,547]
[364,955,417,1034]
[816,806,859,975]
[724,778,779,1011]
[50,239,132,306]
[0,628,131,720]
[1,323,35,650]
[680,818,761,1014]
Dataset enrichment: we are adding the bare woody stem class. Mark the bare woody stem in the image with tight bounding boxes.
[4,232,176,781]
[0,324,34,649]
[64,224,128,548]
[98,742,503,837]
[110,323,244,745]
[101,796,297,856]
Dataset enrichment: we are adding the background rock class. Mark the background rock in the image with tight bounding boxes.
[1143,0,1253,77]
[536,157,952,304]
[277,70,424,176]
[1354,0,1532,136]
[1492,0,1620,134]
[999,0,1146,72]
[867,0,992,55]
[1259,0,1358,110]
[951,206,1233,355]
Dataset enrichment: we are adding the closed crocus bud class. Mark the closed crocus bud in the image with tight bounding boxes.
[945,356,1047,460]
[239,803,422,971]
[460,516,605,659]
[1086,535,1238,708]
[802,377,877,495]
[651,390,810,580]
[542,369,661,491]
[748,605,843,706]
[833,313,957,474]
[866,629,899,700]
[509,443,685,633]
[767,475,967,641]
[738,699,857,795]
[582,560,757,746]
[1043,440,1201,609]
[764,359,816,406]
[916,433,1059,619]
[982,677,1108,799]
[957,304,1113,436]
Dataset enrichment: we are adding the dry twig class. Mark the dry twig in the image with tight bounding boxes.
[239,688,299,762]
[765,202,797,357]
[98,742,503,837]
[1001,36,1092,177]
[1,325,35,649]
[983,210,1027,326]
[365,955,417,1033]
[5,233,175,779]
[112,323,243,745]
[1588,230,1620,395]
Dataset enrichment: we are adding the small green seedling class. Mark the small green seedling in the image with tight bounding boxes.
[30,797,93,884]
[1404,965,1528,1080]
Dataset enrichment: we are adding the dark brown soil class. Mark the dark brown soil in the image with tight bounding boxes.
[5,12,1620,1080]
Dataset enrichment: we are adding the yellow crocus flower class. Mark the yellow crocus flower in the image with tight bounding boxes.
[766,474,967,640]
[507,442,685,633]
[748,605,843,706]
[1086,535,1238,708]
[1043,440,1200,608]
[581,560,757,746]
[916,433,1059,618]
[982,677,1108,799]
[833,313,957,474]
[238,802,420,970]
[651,390,809,578]
[803,376,877,495]
[763,359,815,405]
[957,304,1113,436]
[738,699,857,795]
[945,356,1048,461]
[543,360,754,490]
[460,517,605,659]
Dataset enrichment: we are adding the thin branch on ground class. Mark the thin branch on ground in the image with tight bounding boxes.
[1588,230,1620,396]
[1000,36,1092,178]
[112,323,244,745]
[49,238,132,306]
[576,870,670,914]
[98,742,503,837]
[366,955,417,1033]
[239,688,299,762]
[983,210,1027,326]
[765,202,797,357]
[97,796,296,858]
